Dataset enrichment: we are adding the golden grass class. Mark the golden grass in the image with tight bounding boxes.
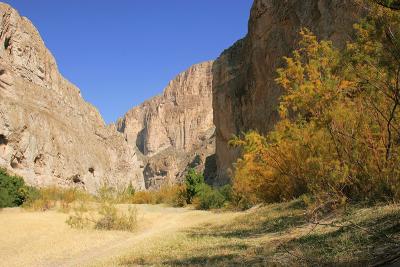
[23,186,92,212]
[1,201,398,266]
[0,204,238,267]
[0,208,131,267]
[130,185,187,207]
[114,201,400,266]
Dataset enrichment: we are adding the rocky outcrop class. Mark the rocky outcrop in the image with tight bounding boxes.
[213,0,366,183]
[117,62,215,189]
[0,3,145,192]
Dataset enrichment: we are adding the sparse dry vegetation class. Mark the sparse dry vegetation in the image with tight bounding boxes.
[115,201,400,266]
[131,184,187,207]
[66,185,138,232]
[23,186,92,212]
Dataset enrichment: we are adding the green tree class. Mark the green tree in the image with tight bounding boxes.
[0,169,32,207]
[184,169,204,204]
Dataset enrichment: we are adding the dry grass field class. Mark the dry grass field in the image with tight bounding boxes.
[0,202,399,267]
[0,205,238,267]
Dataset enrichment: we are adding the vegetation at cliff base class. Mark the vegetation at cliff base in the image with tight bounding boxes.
[129,168,231,210]
[230,7,400,212]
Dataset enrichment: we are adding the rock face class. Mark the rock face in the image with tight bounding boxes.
[1,0,364,190]
[117,62,215,189]
[213,0,366,183]
[0,3,145,192]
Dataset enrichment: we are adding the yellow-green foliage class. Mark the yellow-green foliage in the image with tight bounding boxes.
[231,10,400,210]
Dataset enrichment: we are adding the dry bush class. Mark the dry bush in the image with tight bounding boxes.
[131,184,187,207]
[66,186,138,232]
[95,204,138,232]
[24,186,92,212]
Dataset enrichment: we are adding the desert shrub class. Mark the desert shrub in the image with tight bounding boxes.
[118,182,136,203]
[131,190,156,204]
[65,201,91,229]
[231,10,400,211]
[24,186,91,212]
[156,184,187,207]
[0,168,36,208]
[193,184,226,210]
[67,186,138,232]
[184,169,205,204]
[95,203,138,232]
[131,184,187,207]
[218,185,233,202]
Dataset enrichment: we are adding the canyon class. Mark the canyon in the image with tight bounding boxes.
[117,61,216,189]
[0,0,366,190]
[0,2,216,191]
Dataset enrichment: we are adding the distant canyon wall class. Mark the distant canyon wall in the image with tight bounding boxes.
[117,62,216,189]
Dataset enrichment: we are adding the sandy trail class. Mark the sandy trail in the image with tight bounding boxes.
[0,205,237,267]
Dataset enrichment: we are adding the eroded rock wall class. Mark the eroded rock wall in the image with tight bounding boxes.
[117,62,215,188]
[0,3,145,192]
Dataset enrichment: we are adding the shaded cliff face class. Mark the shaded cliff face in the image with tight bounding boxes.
[213,0,365,183]
[118,62,215,188]
[0,3,145,192]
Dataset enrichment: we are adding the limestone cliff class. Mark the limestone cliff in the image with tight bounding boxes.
[0,3,145,192]
[117,62,215,189]
[213,0,366,183]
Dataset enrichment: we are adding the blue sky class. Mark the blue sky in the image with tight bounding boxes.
[4,1,253,123]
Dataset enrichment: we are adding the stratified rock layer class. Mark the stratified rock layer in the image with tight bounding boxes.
[0,3,145,192]
[117,62,215,188]
[213,0,366,183]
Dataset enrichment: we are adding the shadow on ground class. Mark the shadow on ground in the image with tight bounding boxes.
[120,202,400,266]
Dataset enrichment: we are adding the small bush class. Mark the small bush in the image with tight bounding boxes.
[95,204,138,232]
[131,190,156,204]
[131,184,187,207]
[194,184,226,210]
[118,182,136,203]
[66,186,138,232]
[184,169,204,204]
[65,201,91,229]
[24,186,91,212]
[219,185,233,202]
[0,168,36,208]
[157,185,187,207]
